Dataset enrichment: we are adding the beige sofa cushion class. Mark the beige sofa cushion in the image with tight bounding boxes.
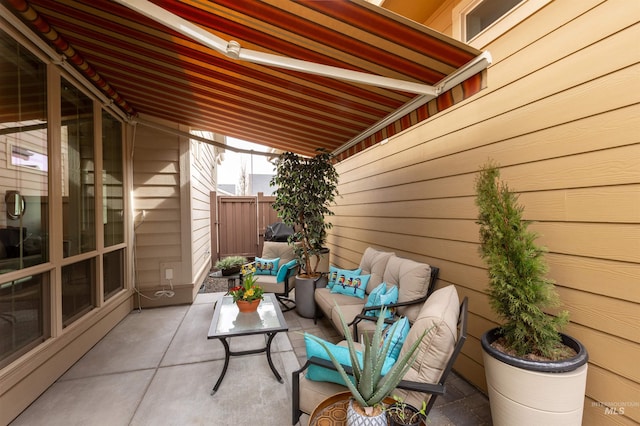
[358,247,394,293]
[394,284,459,409]
[382,256,432,322]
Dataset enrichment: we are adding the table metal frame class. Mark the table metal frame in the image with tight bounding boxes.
[207,293,288,395]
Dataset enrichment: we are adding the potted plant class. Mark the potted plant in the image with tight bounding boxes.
[385,396,426,426]
[270,150,339,278]
[307,308,427,426]
[475,161,588,425]
[227,263,264,312]
[214,255,247,276]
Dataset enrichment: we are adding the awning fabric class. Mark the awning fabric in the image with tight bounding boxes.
[4,0,486,159]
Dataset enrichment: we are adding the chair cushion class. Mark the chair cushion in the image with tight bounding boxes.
[276,259,297,282]
[358,247,394,293]
[330,272,370,299]
[261,241,296,264]
[255,257,279,275]
[328,266,362,289]
[394,285,459,409]
[382,256,432,322]
[364,282,398,319]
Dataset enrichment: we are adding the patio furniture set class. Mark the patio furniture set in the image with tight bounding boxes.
[208,243,468,425]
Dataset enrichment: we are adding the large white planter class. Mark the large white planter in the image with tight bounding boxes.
[482,328,588,426]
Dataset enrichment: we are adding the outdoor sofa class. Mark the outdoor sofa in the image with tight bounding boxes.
[314,247,439,339]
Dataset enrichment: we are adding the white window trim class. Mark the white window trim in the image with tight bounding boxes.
[453,0,551,49]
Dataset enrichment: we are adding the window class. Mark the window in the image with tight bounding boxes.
[103,248,124,300]
[61,78,95,257]
[62,258,95,327]
[102,111,124,246]
[454,0,551,47]
[0,30,50,367]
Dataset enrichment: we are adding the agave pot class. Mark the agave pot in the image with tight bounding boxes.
[481,327,588,426]
[346,399,388,426]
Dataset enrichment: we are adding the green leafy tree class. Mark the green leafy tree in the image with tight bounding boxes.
[475,162,569,359]
[270,151,339,277]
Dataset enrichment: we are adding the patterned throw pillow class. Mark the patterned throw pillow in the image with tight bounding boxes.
[254,257,280,275]
[327,266,362,289]
[330,271,370,299]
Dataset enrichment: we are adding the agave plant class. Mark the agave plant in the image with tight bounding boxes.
[307,306,426,414]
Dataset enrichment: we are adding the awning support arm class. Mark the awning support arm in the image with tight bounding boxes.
[113,0,439,96]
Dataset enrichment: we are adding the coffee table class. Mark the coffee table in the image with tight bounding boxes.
[207,293,289,395]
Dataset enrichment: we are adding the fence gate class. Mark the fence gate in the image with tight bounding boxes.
[212,192,279,261]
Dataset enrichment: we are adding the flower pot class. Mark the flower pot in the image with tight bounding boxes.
[346,399,388,426]
[236,299,261,313]
[481,327,588,426]
[221,266,241,276]
[386,403,423,426]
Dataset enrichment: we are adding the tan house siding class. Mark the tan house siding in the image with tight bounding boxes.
[132,121,187,306]
[189,136,218,299]
[328,1,640,424]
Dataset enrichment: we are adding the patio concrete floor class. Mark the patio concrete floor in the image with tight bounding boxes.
[11,292,492,425]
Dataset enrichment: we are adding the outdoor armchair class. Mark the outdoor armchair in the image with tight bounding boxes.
[293,285,468,424]
[251,241,299,311]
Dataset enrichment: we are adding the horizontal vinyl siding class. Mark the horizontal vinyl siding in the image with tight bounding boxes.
[132,125,182,295]
[328,1,640,424]
[190,140,215,288]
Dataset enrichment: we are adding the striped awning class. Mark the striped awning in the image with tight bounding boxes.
[4,0,488,159]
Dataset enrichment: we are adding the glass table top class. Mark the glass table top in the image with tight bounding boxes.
[208,293,288,338]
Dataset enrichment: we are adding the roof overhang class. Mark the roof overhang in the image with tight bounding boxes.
[3,0,490,159]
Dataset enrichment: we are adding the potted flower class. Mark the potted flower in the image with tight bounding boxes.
[227,264,264,312]
[307,308,427,426]
[214,255,247,276]
[385,396,426,426]
[475,161,588,425]
[270,150,339,279]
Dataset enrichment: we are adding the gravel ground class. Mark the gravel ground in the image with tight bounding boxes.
[199,273,231,293]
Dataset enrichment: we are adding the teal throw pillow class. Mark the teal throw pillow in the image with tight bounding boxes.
[364,283,398,319]
[276,259,298,282]
[304,333,395,386]
[383,316,410,362]
[255,257,280,275]
[330,271,370,299]
[328,266,362,289]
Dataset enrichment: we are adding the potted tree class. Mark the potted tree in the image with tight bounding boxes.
[475,162,588,425]
[307,308,427,426]
[271,150,338,277]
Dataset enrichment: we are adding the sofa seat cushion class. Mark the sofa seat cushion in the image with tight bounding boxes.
[394,285,459,409]
[382,256,432,322]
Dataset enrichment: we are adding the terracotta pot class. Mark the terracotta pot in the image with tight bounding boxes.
[236,299,261,313]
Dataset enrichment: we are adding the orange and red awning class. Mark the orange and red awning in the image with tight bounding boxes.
[4,0,488,159]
